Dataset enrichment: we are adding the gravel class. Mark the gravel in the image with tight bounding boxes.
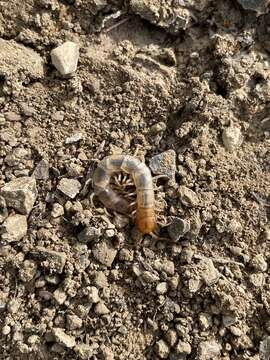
[51,41,80,76]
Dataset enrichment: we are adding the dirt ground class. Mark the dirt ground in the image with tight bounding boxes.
[0,0,270,359]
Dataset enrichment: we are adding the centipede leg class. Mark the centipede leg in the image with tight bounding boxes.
[150,232,171,242]
[90,193,96,208]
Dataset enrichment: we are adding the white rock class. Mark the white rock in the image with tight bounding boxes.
[222,125,243,151]
[1,214,27,242]
[51,41,79,76]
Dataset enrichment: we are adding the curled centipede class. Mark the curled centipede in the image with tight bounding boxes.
[93,155,156,234]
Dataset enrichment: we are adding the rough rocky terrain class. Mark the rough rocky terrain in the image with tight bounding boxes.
[0,0,270,359]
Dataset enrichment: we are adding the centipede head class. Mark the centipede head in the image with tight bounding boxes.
[135,207,156,234]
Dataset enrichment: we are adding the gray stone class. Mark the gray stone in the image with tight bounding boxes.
[222,125,243,151]
[1,176,37,215]
[197,340,222,360]
[118,248,134,262]
[94,301,110,315]
[236,0,268,14]
[51,203,64,218]
[168,217,190,241]
[94,271,108,288]
[250,254,267,272]
[154,339,170,359]
[199,258,220,286]
[78,226,101,243]
[0,196,8,224]
[33,160,49,180]
[66,314,82,330]
[154,259,175,275]
[32,247,67,273]
[149,150,176,180]
[65,132,83,144]
[51,41,79,76]
[0,214,27,242]
[74,343,94,360]
[178,186,199,207]
[260,336,270,360]
[57,178,81,199]
[92,240,117,267]
[0,39,44,81]
[52,328,76,348]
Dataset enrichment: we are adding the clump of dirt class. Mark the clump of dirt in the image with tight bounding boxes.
[0,0,270,359]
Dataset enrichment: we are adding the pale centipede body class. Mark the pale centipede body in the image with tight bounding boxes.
[93,155,156,234]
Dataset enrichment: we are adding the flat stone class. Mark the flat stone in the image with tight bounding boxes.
[1,176,37,215]
[4,112,21,122]
[53,289,67,305]
[0,196,8,224]
[78,226,101,243]
[199,258,220,286]
[65,132,83,144]
[168,217,190,241]
[32,247,67,274]
[57,178,81,199]
[197,340,222,360]
[0,39,44,81]
[94,271,108,288]
[236,0,268,14]
[222,125,243,151]
[52,328,76,348]
[92,240,117,267]
[33,160,49,180]
[178,186,199,207]
[149,150,176,180]
[51,41,79,76]
[66,314,82,330]
[1,215,27,242]
[176,341,192,354]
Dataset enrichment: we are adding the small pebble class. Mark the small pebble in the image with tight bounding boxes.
[178,185,199,207]
[156,282,168,295]
[66,314,82,330]
[4,111,21,122]
[51,203,65,218]
[149,149,176,180]
[78,226,101,243]
[94,301,110,315]
[57,178,81,199]
[52,328,76,348]
[1,214,27,243]
[176,341,192,354]
[87,286,100,304]
[94,271,108,288]
[260,336,270,360]
[51,41,79,76]
[53,289,67,305]
[2,325,11,335]
[222,125,243,151]
[168,217,190,241]
[92,240,117,267]
[33,160,50,180]
[65,132,83,144]
[154,339,170,359]
[250,254,267,272]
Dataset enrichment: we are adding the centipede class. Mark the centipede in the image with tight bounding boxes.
[93,155,156,234]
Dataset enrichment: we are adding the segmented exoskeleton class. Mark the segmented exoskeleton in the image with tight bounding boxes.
[93,155,156,234]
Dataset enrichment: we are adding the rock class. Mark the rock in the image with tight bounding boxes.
[78,227,101,243]
[164,329,178,347]
[141,271,160,283]
[2,325,11,336]
[65,132,83,144]
[154,339,170,359]
[178,186,199,207]
[51,203,65,218]
[197,340,222,360]
[176,341,192,354]
[66,314,82,330]
[0,39,44,81]
[180,247,194,264]
[199,258,220,286]
[236,0,268,14]
[7,299,20,314]
[0,196,8,224]
[250,254,267,272]
[19,260,37,282]
[87,286,100,304]
[74,343,94,360]
[32,247,67,273]
[52,328,76,348]
[260,336,270,360]
[1,176,37,215]
[0,214,27,242]
[20,103,35,117]
[92,240,117,267]
[249,273,264,287]
[156,282,168,295]
[27,335,40,345]
[168,217,190,241]
[154,259,175,275]
[94,271,108,288]
[150,122,167,134]
[33,160,50,180]
[149,150,176,180]
[51,41,79,76]
[94,301,110,315]
[53,289,67,305]
[4,112,21,122]
[118,248,134,262]
[57,178,81,199]
[222,125,243,151]
[198,312,212,330]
